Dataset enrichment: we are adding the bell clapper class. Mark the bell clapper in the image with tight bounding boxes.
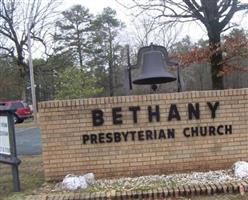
[151,84,158,92]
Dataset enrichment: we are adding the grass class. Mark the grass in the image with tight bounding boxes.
[0,155,44,200]
[15,119,38,128]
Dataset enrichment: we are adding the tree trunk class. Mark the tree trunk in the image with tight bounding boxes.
[108,60,114,96]
[18,64,27,101]
[208,31,224,90]
[108,27,114,97]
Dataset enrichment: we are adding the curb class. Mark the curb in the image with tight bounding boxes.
[25,181,248,200]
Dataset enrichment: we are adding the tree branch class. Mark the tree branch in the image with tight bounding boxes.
[183,0,206,24]
[218,0,232,15]
[219,0,238,30]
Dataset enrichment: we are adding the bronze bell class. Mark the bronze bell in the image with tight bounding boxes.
[133,44,176,85]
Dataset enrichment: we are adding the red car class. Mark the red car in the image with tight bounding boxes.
[0,100,33,123]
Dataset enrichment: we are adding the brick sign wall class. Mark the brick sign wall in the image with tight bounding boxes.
[39,89,248,181]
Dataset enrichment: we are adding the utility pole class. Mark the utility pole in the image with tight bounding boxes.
[27,3,37,123]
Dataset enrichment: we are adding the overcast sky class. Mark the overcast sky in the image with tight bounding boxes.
[61,0,134,27]
[60,0,205,43]
[31,0,248,58]
[62,0,124,13]
[60,0,248,44]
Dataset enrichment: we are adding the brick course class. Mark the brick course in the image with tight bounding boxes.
[25,181,248,199]
[39,88,248,181]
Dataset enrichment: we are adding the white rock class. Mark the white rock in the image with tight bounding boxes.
[84,173,95,185]
[61,174,88,190]
[233,161,248,179]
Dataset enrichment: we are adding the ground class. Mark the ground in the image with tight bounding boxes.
[1,155,248,200]
[0,155,44,200]
[190,195,248,200]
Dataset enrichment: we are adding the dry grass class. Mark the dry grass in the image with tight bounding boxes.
[15,119,38,129]
[0,155,44,200]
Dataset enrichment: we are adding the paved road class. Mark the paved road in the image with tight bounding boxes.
[15,127,41,155]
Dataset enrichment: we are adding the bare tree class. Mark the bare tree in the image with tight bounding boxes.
[120,0,248,89]
[0,0,59,99]
[132,17,156,47]
[131,16,180,50]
